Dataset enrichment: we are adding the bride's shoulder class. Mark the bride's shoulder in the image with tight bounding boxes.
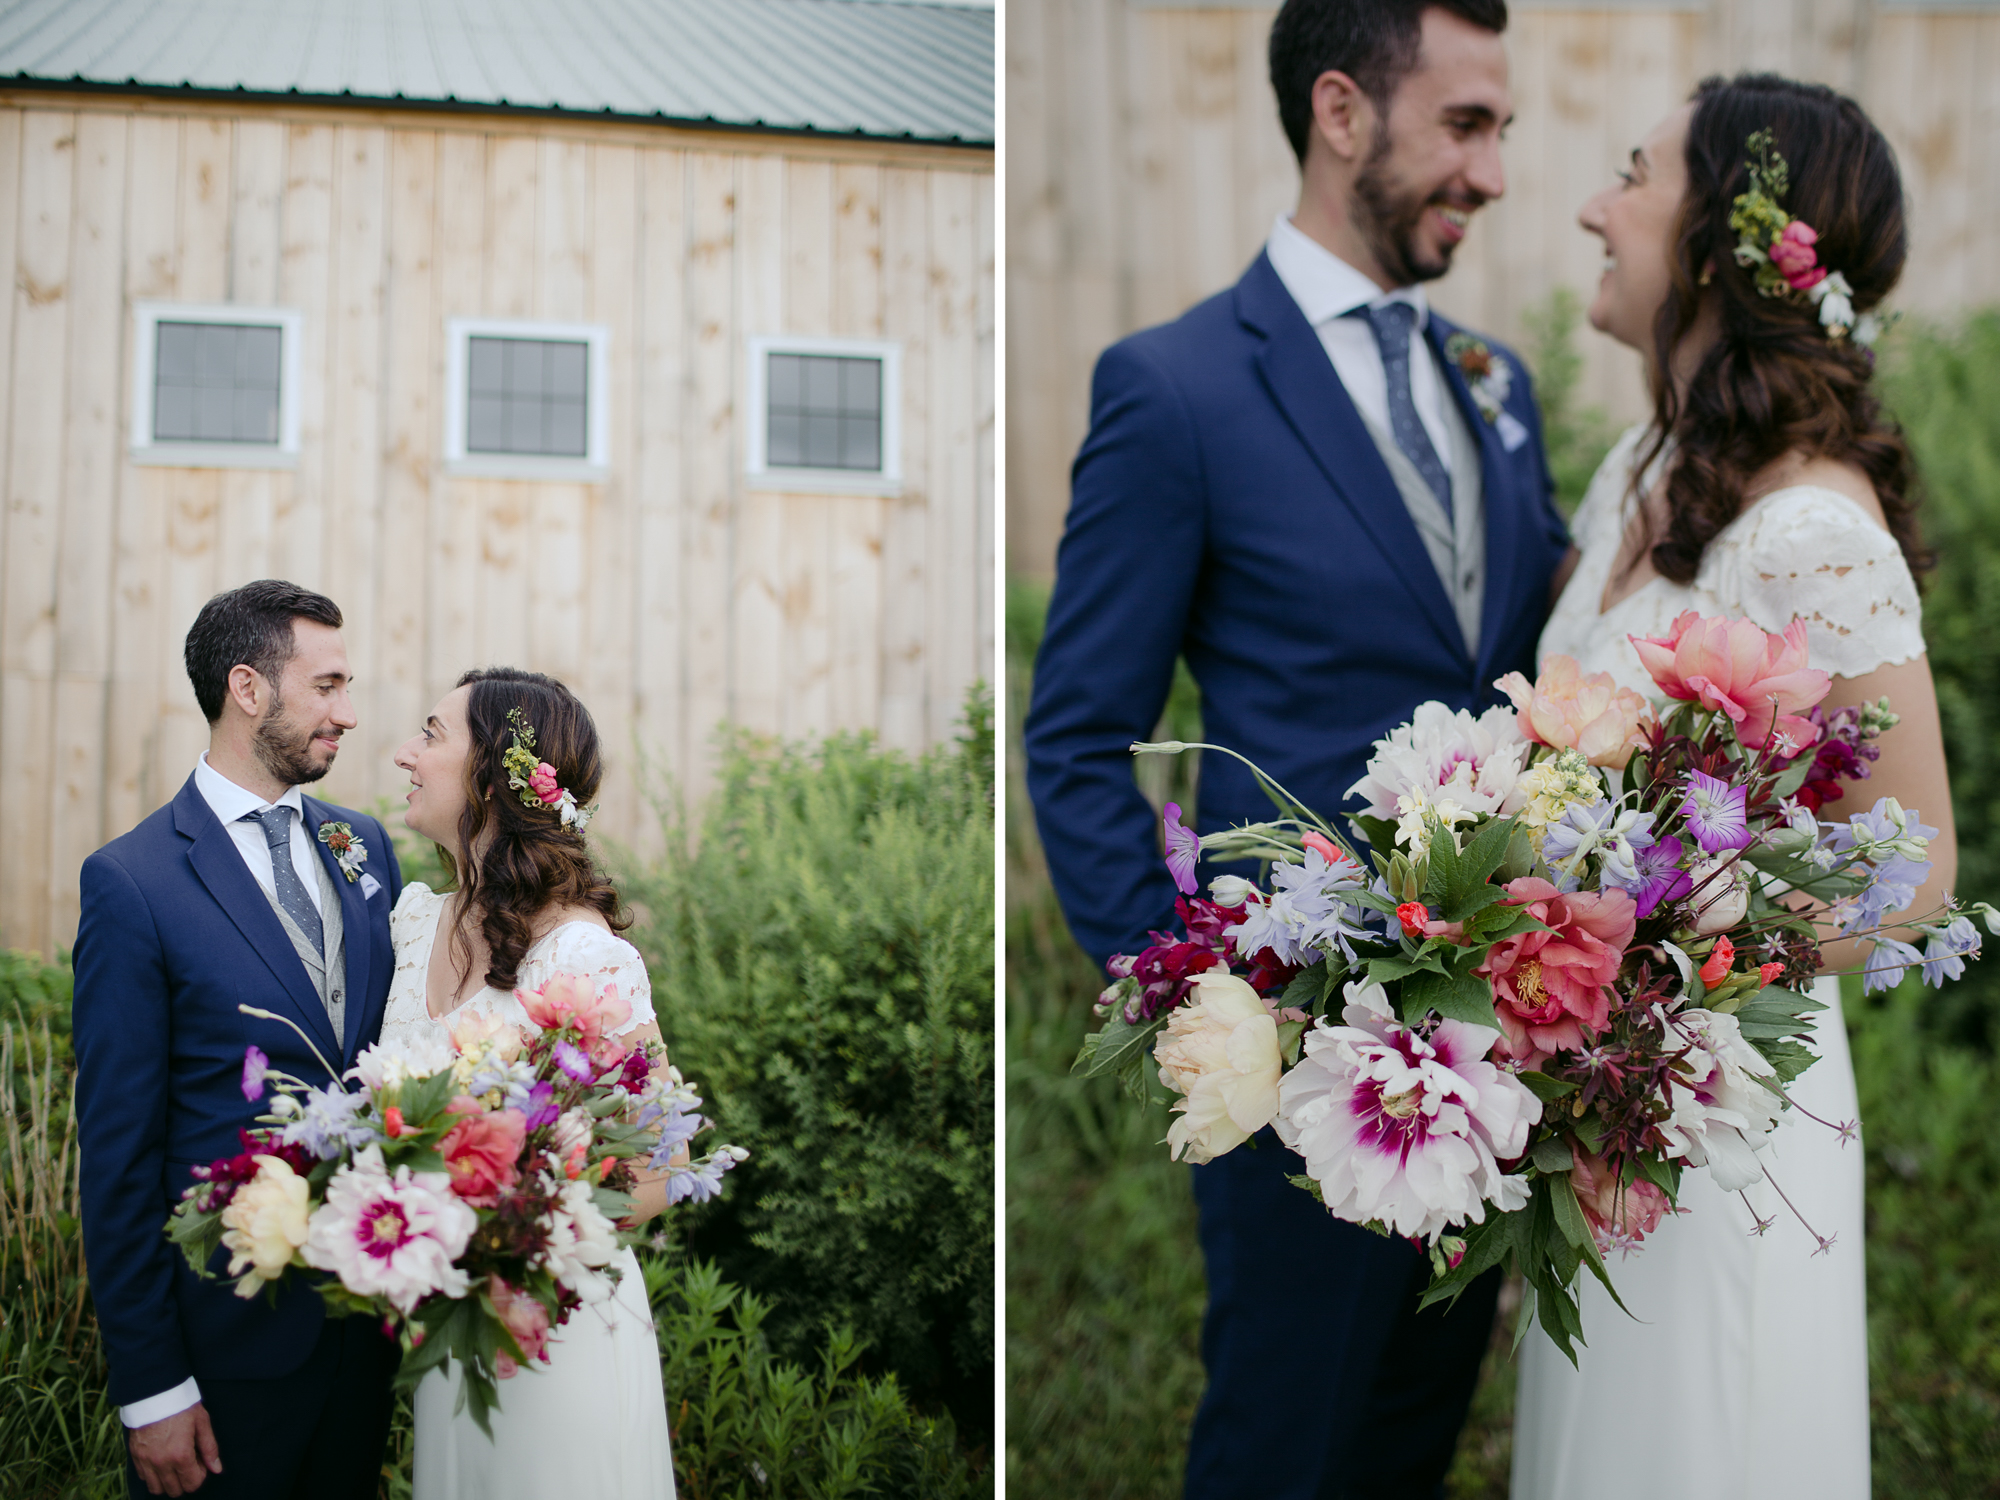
[390,881,448,928]
[1572,424,1652,524]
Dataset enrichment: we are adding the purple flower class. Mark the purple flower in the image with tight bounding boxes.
[1921,915,1981,986]
[1627,834,1694,920]
[552,1040,595,1083]
[522,1079,559,1130]
[1863,936,1925,995]
[241,1045,270,1102]
[1680,771,1753,854]
[1164,802,1199,896]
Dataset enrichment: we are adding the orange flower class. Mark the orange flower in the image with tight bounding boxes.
[1495,655,1653,769]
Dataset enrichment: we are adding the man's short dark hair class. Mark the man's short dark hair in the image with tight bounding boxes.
[183,579,343,723]
[1269,0,1509,164]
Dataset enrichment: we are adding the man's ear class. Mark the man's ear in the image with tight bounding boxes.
[1310,69,1376,166]
[225,664,268,720]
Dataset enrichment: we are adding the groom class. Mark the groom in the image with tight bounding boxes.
[1024,1,1568,1494]
[74,580,404,1498]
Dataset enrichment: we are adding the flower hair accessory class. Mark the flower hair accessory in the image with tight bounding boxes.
[500,707,595,831]
[1727,129,1886,347]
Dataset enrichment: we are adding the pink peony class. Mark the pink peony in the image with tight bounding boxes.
[438,1101,527,1206]
[1494,655,1654,769]
[1627,611,1831,751]
[1768,219,1826,291]
[1474,878,1636,1062]
[518,972,633,1052]
[488,1275,552,1378]
[301,1147,476,1314]
[529,762,563,806]
[1569,1149,1670,1256]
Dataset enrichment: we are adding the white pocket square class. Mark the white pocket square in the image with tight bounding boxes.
[360,874,383,900]
[1496,411,1530,453]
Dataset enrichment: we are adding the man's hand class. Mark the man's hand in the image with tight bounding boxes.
[128,1403,222,1497]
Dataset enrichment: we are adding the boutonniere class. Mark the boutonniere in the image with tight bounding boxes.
[316,821,369,883]
[1443,332,1513,423]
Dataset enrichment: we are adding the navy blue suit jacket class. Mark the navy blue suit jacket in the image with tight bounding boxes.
[1025,252,1571,967]
[73,776,402,1407]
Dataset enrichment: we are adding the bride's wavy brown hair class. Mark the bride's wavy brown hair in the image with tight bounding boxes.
[438,667,629,992]
[1634,72,1929,584]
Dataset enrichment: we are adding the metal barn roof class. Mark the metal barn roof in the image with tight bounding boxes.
[0,0,993,146]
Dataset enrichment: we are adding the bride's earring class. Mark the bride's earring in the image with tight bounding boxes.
[1698,265,1714,287]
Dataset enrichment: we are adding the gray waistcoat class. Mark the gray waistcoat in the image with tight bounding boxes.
[258,851,347,1044]
[1351,369,1486,658]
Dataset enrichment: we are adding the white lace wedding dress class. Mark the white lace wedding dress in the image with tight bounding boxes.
[1511,427,1924,1499]
[379,883,677,1500]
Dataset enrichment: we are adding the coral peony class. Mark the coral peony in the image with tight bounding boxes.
[1474,878,1636,1062]
[1627,612,1831,751]
[489,1275,552,1378]
[301,1147,476,1313]
[517,972,633,1050]
[1495,655,1654,769]
[220,1156,311,1296]
[438,1103,527,1206]
[1274,982,1541,1242]
[1569,1149,1671,1257]
[1153,971,1286,1164]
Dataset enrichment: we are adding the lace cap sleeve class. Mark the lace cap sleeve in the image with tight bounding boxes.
[516,923,656,1036]
[389,882,442,947]
[1725,488,1925,679]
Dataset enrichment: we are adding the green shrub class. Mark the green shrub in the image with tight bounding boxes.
[617,702,995,1449]
[1521,286,1622,517]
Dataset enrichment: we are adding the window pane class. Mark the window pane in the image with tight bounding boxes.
[156,323,199,379]
[468,337,506,395]
[803,356,841,411]
[235,386,280,442]
[196,385,234,441]
[196,325,236,381]
[506,340,545,400]
[767,412,803,467]
[841,414,880,471]
[467,393,507,452]
[762,350,884,472]
[840,358,881,415]
[802,413,841,467]
[151,321,287,446]
[238,326,282,387]
[547,343,587,401]
[546,399,586,457]
[463,336,595,458]
[154,384,195,440]
[504,395,544,452]
[768,353,802,409]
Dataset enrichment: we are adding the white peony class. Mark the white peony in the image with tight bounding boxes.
[1153,972,1285,1165]
[537,1174,621,1303]
[220,1156,311,1296]
[1274,982,1542,1242]
[1346,703,1531,828]
[301,1146,476,1313]
[1687,856,1750,936]
[1653,1008,1784,1191]
[348,1034,454,1093]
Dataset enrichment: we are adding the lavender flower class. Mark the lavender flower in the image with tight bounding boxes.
[522,1079,559,1130]
[1226,848,1371,965]
[1862,936,1926,995]
[1541,799,1659,891]
[1164,802,1200,896]
[663,1147,748,1206]
[1920,915,1982,986]
[1625,834,1694,919]
[278,1082,375,1160]
[553,1040,595,1083]
[1680,771,1753,854]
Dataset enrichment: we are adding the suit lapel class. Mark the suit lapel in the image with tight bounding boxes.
[1427,316,1522,690]
[301,798,373,1065]
[1239,256,1466,663]
[172,779,342,1068]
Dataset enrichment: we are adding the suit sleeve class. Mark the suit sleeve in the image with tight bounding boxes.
[1023,337,1206,971]
[72,850,190,1407]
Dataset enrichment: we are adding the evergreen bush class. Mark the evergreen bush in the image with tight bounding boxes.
[617,696,995,1449]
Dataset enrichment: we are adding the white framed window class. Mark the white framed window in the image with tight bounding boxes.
[747,337,902,495]
[130,303,303,469]
[443,319,611,482]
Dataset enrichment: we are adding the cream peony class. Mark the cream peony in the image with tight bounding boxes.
[1686,856,1751,936]
[220,1156,312,1296]
[1654,1008,1784,1191]
[1154,971,1285,1165]
[537,1174,621,1303]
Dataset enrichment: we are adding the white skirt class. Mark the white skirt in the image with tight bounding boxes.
[415,1246,677,1500]
[1511,976,1868,1499]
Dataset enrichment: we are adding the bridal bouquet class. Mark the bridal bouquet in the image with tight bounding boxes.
[1076,611,1994,1357]
[167,974,746,1431]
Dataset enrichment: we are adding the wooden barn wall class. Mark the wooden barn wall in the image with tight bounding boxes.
[1008,0,1999,577]
[0,102,994,956]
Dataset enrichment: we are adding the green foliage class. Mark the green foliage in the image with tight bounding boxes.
[616,703,994,1446]
[1521,287,1622,517]
[1876,313,2000,1048]
[648,1256,977,1499]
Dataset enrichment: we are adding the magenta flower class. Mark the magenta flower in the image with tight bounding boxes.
[1163,802,1199,896]
[241,1046,271,1102]
[1680,771,1752,853]
[553,1040,595,1083]
[1629,834,1694,919]
[522,1079,559,1130]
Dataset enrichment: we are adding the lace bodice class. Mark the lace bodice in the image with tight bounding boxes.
[377,882,656,1055]
[1540,425,1924,694]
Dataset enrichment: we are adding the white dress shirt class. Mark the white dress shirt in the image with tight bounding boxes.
[120,756,323,1430]
[1263,212,1457,477]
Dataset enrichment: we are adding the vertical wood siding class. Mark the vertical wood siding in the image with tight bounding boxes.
[0,103,994,955]
[1008,0,2000,577]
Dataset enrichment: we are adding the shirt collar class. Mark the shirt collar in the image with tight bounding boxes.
[1265,212,1430,330]
[195,751,307,828]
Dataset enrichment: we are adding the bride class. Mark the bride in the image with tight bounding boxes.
[1511,74,1957,1497]
[383,667,677,1499]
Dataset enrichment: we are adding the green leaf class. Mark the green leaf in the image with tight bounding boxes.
[1281,966,1325,1011]
[1531,1137,1575,1174]
[1401,969,1501,1030]
[1769,752,1816,800]
[1072,1013,1166,1079]
[1518,1071,1579,1103]
[1286,1173,1323,1205]
[396,1069,457,1125]
[1548,1174,1593,1251]
[1348,814,1399,855]
[1438,816,1521,922]
[1277,1019,1308,1068]
[1367,954,1443,987]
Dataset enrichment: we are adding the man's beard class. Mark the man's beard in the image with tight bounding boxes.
[1350,131,1468,288]
[253,690,335,787]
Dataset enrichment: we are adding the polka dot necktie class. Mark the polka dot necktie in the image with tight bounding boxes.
[1352,301,1453,522]
[244,806,325,957]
